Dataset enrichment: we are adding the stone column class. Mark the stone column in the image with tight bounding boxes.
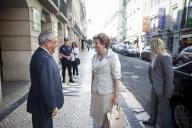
[0,8,32,81]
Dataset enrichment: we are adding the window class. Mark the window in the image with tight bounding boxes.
[188,46,192,53]
[127,46,134,49]
[183,47,191,52]
[144,46,150,50]
[151,0,160,8]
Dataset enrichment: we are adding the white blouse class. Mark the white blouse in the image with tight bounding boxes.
[92,49,121,94]
[71,47,80,61]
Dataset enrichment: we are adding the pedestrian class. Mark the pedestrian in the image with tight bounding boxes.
[143,38,174,128]
[71,42,80,76]
[90,33,121,128]
[87,44,90,51]
[59,38,74,83]
[178,40,185,53]
[27,31,64,128]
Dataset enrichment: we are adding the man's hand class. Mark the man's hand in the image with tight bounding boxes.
[52,107,59,117]
[67,56,71,60]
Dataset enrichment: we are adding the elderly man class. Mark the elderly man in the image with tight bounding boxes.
[27,31,64,128]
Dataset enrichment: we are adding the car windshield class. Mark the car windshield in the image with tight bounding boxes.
[127,45,134,49]
[183,46,192,53]
[144,46,150,50]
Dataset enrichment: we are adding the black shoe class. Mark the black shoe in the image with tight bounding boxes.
[142,120,155,126]
[62,80,65,83]
[69,79,74,83]
[76,73,79,76]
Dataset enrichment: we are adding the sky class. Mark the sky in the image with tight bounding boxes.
[85,0,119,39]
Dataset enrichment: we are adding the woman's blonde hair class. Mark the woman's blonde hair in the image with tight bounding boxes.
[150,38,167,55]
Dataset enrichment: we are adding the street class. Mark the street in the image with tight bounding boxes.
[119,54,151,114]
[0,50,148,128]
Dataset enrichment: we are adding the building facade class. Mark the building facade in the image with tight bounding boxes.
[125,0,148,50]
[67,0,87,49]
[147,0,185,55]
[124,0,187,54]
[0,0,87,105]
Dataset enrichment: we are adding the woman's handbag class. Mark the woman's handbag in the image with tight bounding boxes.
[107,105,127,128]
[75,58,80,65]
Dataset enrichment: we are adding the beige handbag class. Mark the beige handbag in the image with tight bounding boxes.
[107,105,127,128]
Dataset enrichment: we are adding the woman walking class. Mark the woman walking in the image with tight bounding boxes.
[143,38,174,128]
[71,42,80,76]
[90,33,121,128]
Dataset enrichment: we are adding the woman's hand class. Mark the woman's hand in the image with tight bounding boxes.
[112,94,119,105]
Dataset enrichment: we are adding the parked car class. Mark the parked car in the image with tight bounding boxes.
[111,43,117,51]
[140,46,177,64]
[123,41,131,45]
[140,46,151,61]
[114,44,125,53]
[121,45,140,57]
[167,50,177,65]
[177,46,192,65]
[170,61,192,128]
[112,44,118,51]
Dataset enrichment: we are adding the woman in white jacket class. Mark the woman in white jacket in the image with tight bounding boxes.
[90,33,121,128]
[71,42,80,76]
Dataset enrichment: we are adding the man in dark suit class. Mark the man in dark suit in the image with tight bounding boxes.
[27,31,64,128]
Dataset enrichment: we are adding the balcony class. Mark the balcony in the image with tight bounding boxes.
[56,0,68,23]
[73,22,85,39]
[39,0,68,23]
[39,0,60,14]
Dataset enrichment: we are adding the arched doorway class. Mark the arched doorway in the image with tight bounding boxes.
[0,0,31,105]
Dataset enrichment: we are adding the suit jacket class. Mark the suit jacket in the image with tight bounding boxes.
[92,49,121,94]
[27,47,64,116]
[148,54,174,98]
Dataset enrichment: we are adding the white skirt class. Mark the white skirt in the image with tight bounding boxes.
[90,91,113,126]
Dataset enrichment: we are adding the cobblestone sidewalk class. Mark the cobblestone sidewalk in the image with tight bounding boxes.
[0,50,149,128]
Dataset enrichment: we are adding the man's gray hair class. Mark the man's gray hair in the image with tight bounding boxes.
[38,31,55,45]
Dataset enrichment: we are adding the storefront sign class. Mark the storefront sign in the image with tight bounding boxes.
[158,8,165,30]
[142,16,149,32]
[32,9,41,32]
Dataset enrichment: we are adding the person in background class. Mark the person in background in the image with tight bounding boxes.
[143,38,174,128]
[87,44,90,51]
[27,31,64,128]
[178,40,187,53]
[59,38,74,83]
[71,42,80,76]
[90,33,121,128]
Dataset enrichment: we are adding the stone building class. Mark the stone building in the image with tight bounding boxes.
[147,0,185,55]
[125,0,186,54]
[0,0,87,105]
[125,0,149,50]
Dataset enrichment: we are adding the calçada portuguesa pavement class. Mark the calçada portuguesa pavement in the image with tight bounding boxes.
[0,49,152,128]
